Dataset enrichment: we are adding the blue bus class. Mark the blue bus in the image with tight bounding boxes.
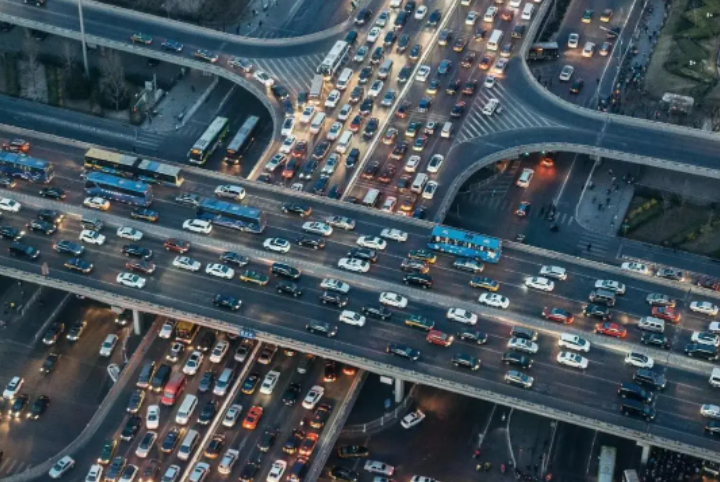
[0,152,54,183]
[428,226,502,263]
[196,198,266,233]
[84,172,153,207]
[84,148,184,187]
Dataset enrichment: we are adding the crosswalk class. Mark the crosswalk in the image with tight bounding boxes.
[576,230,614,257]
[0,456,32,476]
[461,159,522,197]
[459,192,576,228]
[133,130,168,150]
[454,83,560,143]
[248,53,325,97]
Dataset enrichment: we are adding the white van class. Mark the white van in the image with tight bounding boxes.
[378,59,394,80]
[363,188,381,207]
[411,173,428,194]
[310,112,327,134]
[177,429,200,461]
[441,122,453,138]
[213,368,234,396]
[488,29,504,51]
[482,98,500,116]
[522,3,534,19]
[710,367,720,388]
[516,168,535,188]
[336,68,353,90]
[336,131,353,154]
[175,394,198,425]
[638,316,665,333]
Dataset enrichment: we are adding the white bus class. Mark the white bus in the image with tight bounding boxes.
[188,116,229,165]
[224,115,260,165]
[598,446,617,482]
[309,74,324,105]
[487,29,504,51]
[623,470,640,482]
[317,41,351,79]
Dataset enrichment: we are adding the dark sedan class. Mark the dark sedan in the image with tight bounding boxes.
[0,225,22,241]
[122,244,153,260]
[281,203,312,217]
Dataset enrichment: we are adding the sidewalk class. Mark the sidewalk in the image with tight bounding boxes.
[142,69,217,132]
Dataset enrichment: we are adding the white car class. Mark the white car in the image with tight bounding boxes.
[404,155,421,172]
[447,308,478,325]
[281,118,294,137]
[401,409,425,429]
[338,258,370,273]
[183,219,212,234]
[380,228,408,242]
[540,265,567,280]
[183,351,204,375]
[206,263,234,279]
[365,461,395,476]
[338,104,353,121]
[280,136,297,154]
[265,154,287,172]
[320,278,351,293]
[99,334,119,357]
[701,404,720,419]
[367,27,382,43]
[557,351,588,370]
[508,337,539,354]
[354,46,368,63]
[369,80,384,98]
[86,465,103,482]
[3,376,23,399]
[484,75,496,89]
[303,221,333,236]
[558,334,591,352]
[267,461,287,482]
[0,197,21,212]
[325,89,341,108]
[300,106,316,124]
[691,331,720,347]
[465,10,479,24]
[416,65,431,82]
[116,227,143,241]
[163,465,181,482]
[415,5,428,19]
[492,58,508,74]
[376,10,390,26]
[83,197,109,211]
[594,279,626,294]
[380,291,408,308]
[79,229,106,245]
[340,310,366,327]
[146,404,160,429]
[214,184,246,200]
[218,449,239,476]
[210,341,229,363]
[253,70,274,87]
[135,432,157,458]
[173,255,201,272]
[558,65,574,82]
[483,5,498,21]
[327,122,343,141]
[427,154,444,173]
[479,293,510,309]
[49,456,75,479]
[223,404,243,427]
[625,352,654,368]
[260,370,281,395]
[322,155,339,176]
[302,385,325,409]
[357,236,387,250]
[568,33,579,48]
[422,181,438,200]
[582,42,595,57]
[264,237,291,253]
[117,272,146,289]
[621,262,649,275]
[525,276,555,292]
[690,301,719,316]
[188,463,209,482]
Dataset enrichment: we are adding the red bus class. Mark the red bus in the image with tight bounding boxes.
[161,373,187,406]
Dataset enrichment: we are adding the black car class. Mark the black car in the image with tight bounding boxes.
[452,353,481,370]
[350,86,364,103]
[583,304,611,320]
[40,353,59,373]
[397,34,410,52]
[26,219,55,235]
[174,193,202,207]
[284,429,305,454]
[404,273,433,289]
[66,321,87,341]
[277,281,303,297]
[428,9,441,25]
[0,225,22,241]
[258,428,279,452]
[501,351,533,368]
[283,383,302,406]
[685,343,719,360]
[311,403,333,428]
[122,244,153,260]
[706,421,720,435]
[161,427,180,453]
[296,236,325,250]
[346,148,360,169]
[42,322,64,345]
[386,343,420,361]
[398,65,412,83]
[641,332,671,349]
[319,291,349,307]
[354,7,372,24]
[213,294,241,311]
[371,46,384,64]
[361,305,391,320]
[271,262,301,279]
[633,368,667,390]
[9,241,39,259]
[314,176,329,195]
[338,445,369,459]
[242,373,260,394]
[9,395,29,418]
[106,457,126,481]
[327,185,343,199]
[360,98,375,116]
[446,78,461,95]
[64,257,93,274]
[198,400,217,425]
[37,209,64,225]
[53,240,84,256]
[306,320,338,337]
[39,187,66,200]
[457,329,489,345]
[324,361,338,382]
[141,460,161,482]
[383,30,397,46]
[98,439,117,464]
[198,370,216,393]
[362,161,380,180]
[363,118,379,139]
[348,247,377,263]
[120,415,141,441]
[358,66,373,84]
[271,84,289,100]
[281,203,312,217]
[239,460,260,482]
[221,251,250,267]
[126,390,144,414]
[330,466,359,482]
[131,208,159,222]
[197,331,215,352]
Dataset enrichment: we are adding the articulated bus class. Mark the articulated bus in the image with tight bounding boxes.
[316,41,350,79]
[175,320,199,344]
[84,172,153,207]
[196,198,266,234]
[188,116,229,165]
[84,148,184,187]
[0,152,54,183]
[427,226,502,263]
[598,446,617,482]
[224,116,260,165]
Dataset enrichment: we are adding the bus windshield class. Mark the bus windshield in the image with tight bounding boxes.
[428,226,502,263]
[224,116,260,165]
[0,152,54,183]
[188,116,229,165]
[196,198,266,233]
[84,172,153,207]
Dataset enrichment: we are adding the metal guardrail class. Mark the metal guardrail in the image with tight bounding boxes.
[342,384,418,434]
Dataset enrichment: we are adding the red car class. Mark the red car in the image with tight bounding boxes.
[541,307,574,324]
[163,238,190,253]
[291,141,308,158]
[242,406,263,430]
[395,102,410,119]
[298,433,319,457]
[125,259,156,274]
[651,306,681,323]
[594,322,627,338]
[282,158,298,179]
[349,115,363,132]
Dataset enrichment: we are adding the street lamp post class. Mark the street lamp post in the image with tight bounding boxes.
[77,0,90,77]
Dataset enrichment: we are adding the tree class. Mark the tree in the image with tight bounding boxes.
[22,30,41,100]
[99,50,128,111]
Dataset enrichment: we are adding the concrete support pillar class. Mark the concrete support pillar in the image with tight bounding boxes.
[132,309,142,335]
[592,155,602,165]
[394,378,404,404]
[638,442,652,465]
